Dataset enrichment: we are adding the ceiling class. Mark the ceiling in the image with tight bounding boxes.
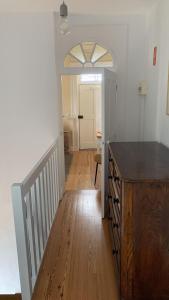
[0,0,159,13]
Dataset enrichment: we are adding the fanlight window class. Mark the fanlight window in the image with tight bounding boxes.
[64,42,113,68]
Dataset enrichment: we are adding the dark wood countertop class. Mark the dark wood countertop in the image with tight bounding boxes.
[109,142,169,182]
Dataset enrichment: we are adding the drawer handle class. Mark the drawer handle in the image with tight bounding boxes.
[113,223,119,228]
[113,249,118,255]
[114,176,120,182]
[114,198,119,204]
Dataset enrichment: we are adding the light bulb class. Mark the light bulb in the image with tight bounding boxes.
[59,16,70,35]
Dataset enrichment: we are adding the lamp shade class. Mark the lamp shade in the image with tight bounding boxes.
[60,2,68,17]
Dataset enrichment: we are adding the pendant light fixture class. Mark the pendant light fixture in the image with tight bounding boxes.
[59,1,70,35]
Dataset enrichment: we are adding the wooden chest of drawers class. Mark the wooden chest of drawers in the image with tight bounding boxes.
[107,142,169,300]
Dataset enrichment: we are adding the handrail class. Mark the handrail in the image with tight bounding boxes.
[12,139,60,300]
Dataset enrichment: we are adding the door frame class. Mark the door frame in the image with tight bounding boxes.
[59,67,116,217]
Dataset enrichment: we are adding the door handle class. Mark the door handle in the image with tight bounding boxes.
[78,115,84,119]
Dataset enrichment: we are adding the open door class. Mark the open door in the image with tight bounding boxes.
[101,69,117,218]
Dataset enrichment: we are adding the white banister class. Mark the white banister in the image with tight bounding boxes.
[12,141,60,300]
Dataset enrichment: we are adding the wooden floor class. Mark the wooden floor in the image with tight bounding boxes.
[32,151,119,300]
[65,150,101,190]
[32,191,119,300]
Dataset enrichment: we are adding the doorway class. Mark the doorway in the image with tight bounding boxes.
[61,73,102,190]
[60,68,117,217]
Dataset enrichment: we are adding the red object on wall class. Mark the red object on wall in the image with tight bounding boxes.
[153,47,157,66]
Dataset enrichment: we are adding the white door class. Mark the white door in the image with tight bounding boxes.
[79,85,97,149]
[101,69,117,217]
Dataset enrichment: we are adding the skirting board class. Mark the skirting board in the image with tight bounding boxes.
[0,295,21,300]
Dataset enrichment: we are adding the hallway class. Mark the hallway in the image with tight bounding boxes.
[32,152,119,300]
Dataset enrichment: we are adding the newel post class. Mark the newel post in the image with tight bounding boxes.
[12,184,32,300]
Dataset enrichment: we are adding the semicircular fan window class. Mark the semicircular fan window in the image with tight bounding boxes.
[64,42,113,68]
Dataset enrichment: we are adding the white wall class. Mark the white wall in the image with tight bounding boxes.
[56,14,147,142]
[144,0,169,147]
[0,12,60,294]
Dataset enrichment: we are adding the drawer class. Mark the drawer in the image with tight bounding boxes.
[108,162,122,199]
[112,178,121,200]
[114,162,120,180]
[109,199,120,245]
[112,222,120,250]
[109,197,120,223]
[108,173,120,200]
[113,197,120,222]
[108,189,121,275]
[111,224,120,254]
[109,149,120,178]
[114,176,121,198]
[108,149,121,274]
[108,180,121,219]
[109,196,120,228]
[109,221,120,274]
[108,176,116,198]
